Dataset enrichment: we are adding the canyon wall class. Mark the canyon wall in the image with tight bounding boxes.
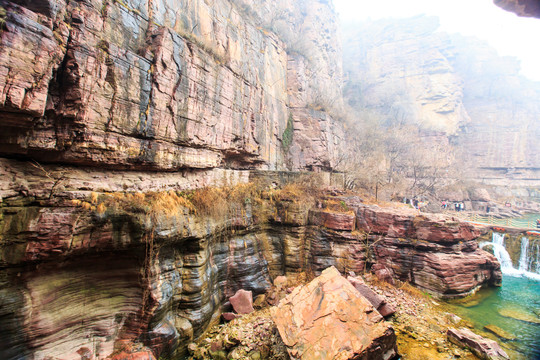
[0,0,349,358]
[0,0,345,171]
[342,16,540,189]
[0,2,508,359]
[0,160,501,359]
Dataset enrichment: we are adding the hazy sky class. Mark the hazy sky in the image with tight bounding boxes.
[333,0,540,81]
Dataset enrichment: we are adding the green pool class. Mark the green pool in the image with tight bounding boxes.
[444,276,540,359]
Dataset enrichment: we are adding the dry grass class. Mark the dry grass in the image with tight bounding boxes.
[322,199,353,214]
[75,182,264,222]
[398,281,431,299]
[73,175,329,228]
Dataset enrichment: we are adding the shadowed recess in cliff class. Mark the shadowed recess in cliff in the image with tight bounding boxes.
[0,253,144,359]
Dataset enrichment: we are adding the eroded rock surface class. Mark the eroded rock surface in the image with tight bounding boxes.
[271,266,397,360]
[355,204,502,298]
[0,0,345,172]
[0,161,503,358]
[447,328,509,360]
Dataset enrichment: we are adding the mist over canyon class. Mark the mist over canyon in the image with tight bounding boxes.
[0,0,538,359]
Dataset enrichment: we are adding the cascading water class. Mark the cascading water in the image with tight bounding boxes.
[490,232,514,271]
[481,232,540,281]
[536,244,540,274]
[518,236,529,272]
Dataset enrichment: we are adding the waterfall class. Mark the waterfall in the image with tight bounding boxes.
[519,237,529,272]
[481,232,540,281]
[490,233,515,271]
[536,244,540,274]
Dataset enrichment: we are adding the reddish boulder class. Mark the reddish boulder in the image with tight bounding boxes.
[222,312,240,321]
[229,289,254,315]
[272,266,397,360]
[108,350,156,360]
[371,263,396,285]
[273,275,288,289]
[348,276,395,318]
[447,328,509,360]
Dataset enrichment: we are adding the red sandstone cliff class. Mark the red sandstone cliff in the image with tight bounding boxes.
[0,1,504,359]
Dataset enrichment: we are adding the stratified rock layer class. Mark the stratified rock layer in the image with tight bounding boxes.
[0,158,503,358]
[354,204,502,298]
[0,0,345,172]
[447,328,509,360]
[271,266,397,360]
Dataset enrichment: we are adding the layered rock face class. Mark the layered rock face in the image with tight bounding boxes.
[342,17,469,135]
[0,160,502,359]
[0,0,344,171]
[353,204,502,298]
[449,35,540,178]
[0,0,347,358]
[342,16,540,186]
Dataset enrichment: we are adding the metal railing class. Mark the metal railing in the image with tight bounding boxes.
[463,213,539,230]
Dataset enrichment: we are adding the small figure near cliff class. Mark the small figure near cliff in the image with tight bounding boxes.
[442,200,447,209]
[536,219,540,229]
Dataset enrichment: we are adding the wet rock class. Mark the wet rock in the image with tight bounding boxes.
[272,266,397,360]
[483,325,516,341]
[229,290,254,315]
[447,328,509,360]
[498,308,540,324]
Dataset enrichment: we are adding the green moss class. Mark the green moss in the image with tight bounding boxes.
[0,7,6,30]
[281,113,294,152]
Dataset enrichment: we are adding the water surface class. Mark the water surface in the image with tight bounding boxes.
[445,276,540,359]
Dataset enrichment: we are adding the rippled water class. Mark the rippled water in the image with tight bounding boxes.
[445,276,540,359]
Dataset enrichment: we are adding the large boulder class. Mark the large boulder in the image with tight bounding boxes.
[347,276,395,318]
[271,267,397,360]
[229,289,254,315]
[447,328,509,360]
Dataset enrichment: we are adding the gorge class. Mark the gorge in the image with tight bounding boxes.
[0,0,539,359]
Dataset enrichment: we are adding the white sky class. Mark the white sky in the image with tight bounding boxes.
[333,0,540,81]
